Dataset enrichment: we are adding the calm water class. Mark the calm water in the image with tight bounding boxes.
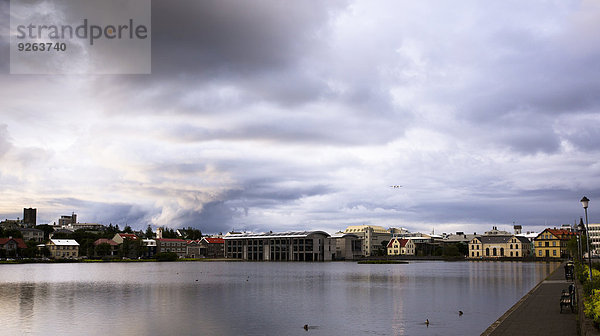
[0,261,558,336]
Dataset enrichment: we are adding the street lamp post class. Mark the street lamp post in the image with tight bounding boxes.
[581,196,593,282]
[578,218,583,262]
[573,217,583,262]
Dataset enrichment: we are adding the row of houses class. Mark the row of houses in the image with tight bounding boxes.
[0,233,225,260]
[0,222,584,261]
[467,228,577,259]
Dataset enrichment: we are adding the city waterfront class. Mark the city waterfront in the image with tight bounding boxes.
[0,261,559,336]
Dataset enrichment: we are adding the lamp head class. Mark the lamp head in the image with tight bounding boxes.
[581,196,590,209]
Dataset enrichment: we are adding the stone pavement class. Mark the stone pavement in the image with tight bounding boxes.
[482,262,577,336]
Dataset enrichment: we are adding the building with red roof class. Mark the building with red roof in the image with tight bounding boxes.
[387,237,415,256]
[0,237,27,257]
[200,237,225,258]
[112,233,139,244]
[93,238,119,257]
[534,228,576,258]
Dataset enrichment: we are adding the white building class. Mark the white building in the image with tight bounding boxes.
[587,223,600,254]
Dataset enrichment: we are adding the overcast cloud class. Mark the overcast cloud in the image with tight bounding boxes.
[1,0,599,234]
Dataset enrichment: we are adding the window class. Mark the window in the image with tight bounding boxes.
[539,250,542,256]
[553,250,557,256]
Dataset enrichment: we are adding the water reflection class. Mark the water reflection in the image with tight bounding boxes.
[0,261,559,336]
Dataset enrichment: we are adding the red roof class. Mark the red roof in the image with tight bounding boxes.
[157,238,187,242]
[118,233,139,240]
[387,238,409,248]
[0,238,27,249]
[93,238,119,246]
[203,237,224,244]
[543,229,576,240]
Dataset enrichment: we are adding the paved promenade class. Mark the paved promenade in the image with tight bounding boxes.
[482,263,577,336]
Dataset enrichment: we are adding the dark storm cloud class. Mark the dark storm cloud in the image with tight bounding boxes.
[163,200,238,234]
[238,182,333,205]
[41,197,153,226]
[0,0,8,72]
[151,0,345,77]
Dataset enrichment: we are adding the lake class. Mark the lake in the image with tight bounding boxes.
[0,260,559,336]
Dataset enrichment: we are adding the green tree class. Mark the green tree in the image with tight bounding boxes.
[145,225,154,239]
[40,246,51,258]
[180,227,202,240]
[442,244,460,257]
[123,225,133,234]
[21,240,39,258]
[160,227,178,239]
[95,243,112,257]
[51,231,73,239]
[567,237,580,261]
[2,229,23,239]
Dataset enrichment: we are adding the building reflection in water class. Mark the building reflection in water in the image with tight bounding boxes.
[0,261,560,336]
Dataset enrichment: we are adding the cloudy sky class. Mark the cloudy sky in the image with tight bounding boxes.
[1,0,599,234]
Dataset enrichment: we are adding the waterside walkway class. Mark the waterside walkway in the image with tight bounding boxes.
[482,262,577,336]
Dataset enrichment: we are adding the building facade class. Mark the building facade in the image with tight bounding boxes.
[343,225,391,256]
[200,237,224,258]
[0,237,27,257]
[156,238,187,258]
[330,233,362,260]
[469,235,531,258]
[58,213,77,227]
[534,228,575,258]
[46,239,79,259]
[142,239,157,258]
[586,223,600,256]
[224,231,332,261]
[18,228,44,243]
[387,238,416,256]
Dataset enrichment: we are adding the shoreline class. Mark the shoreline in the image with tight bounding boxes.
[0,256,567,265]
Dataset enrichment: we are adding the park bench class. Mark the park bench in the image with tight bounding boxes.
[560,287,575,313]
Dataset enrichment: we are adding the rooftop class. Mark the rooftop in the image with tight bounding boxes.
[224,231,330,240]
[49,239,79,246]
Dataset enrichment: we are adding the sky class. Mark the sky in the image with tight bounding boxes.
[1,0,599,235]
